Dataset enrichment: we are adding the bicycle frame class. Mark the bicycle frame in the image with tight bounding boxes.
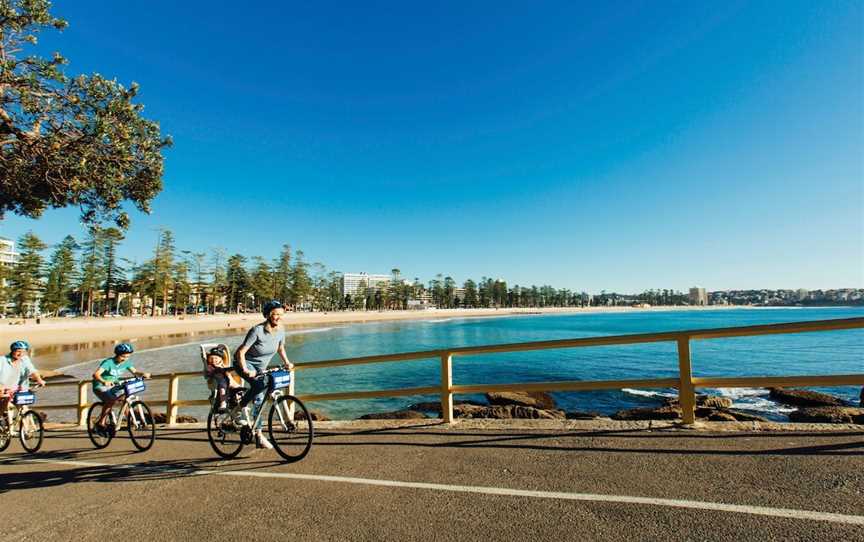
[228,367,297,435]
[103,391,147,428]
[235,388,291,428]
[2,403,33,435]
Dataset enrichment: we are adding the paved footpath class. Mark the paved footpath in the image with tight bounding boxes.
[1,421,863,541]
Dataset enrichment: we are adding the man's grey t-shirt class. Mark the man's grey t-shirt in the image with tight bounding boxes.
[237,323,285,372]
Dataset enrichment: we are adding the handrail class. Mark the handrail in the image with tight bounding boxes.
[34,317,863,426]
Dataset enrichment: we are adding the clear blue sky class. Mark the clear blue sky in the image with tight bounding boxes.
[2,1,862,292]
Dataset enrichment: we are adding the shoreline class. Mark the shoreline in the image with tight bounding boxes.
[1,305,748,353]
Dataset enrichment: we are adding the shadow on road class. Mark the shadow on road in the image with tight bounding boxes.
[308,425,864,457]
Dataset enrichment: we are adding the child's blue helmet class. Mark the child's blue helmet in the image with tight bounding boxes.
[114,342,134,355]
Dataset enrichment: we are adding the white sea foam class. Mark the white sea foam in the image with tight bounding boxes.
[714,387,769,399]
[287,326,335,335]
[621,388,678,400]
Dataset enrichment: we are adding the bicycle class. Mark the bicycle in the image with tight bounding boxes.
[86,377,155,451]
[207,367,313,462]
[0,387,44,454]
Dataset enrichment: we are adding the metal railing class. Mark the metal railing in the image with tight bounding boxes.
[38,317,864,426]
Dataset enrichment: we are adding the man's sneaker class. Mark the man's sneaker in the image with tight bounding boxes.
[255,431,273,450]
[216,400,228,414]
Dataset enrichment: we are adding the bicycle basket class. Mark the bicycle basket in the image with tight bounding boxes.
[124,378,146,395]
[270,370,291,390]
[12,391,35,406]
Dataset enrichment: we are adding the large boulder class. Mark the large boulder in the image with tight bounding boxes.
[611,406,682,421]
[454,404,565,420]
[485,391,557,410]
[357,410,427,420]
[405,400,485,412]
[663,395,733,410]
[700,396,733,409]
[788,407,864,424]
[705,411,738,422]
[724,410,769,422]
[768,388,845,407]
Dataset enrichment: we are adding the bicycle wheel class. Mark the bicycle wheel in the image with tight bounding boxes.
[19,410,44,453]
[0,417,10,452]
[207,407,244,459]
[126,401,155,452]
[86,402,115,449]
[268,395,313,462]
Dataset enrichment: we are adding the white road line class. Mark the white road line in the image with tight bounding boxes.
[8,457,864,526]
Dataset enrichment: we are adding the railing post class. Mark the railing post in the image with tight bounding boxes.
[440,352,453,423]
[288,367,296,419]
[167,374,180,426]
[77,381,89,427]
[677,336,696,425]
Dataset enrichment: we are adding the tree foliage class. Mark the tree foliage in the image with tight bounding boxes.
[43,233,77,314]
[10,230,45,315]
[0,0,171,228]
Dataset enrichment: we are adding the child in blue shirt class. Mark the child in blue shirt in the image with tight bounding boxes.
[91,343,150,432]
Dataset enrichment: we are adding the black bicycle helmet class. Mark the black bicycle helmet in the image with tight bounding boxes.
[262,300,283,318]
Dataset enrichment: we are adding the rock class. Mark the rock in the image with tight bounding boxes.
[152,413,198,424]
[357,410,427,420]
[295,410,330,422]
[665,395,734,410]
[700,396,733,409]
[768,388,845,408]
[454,404,565,420]
[485,391,557,410]
[724,410,769,422]
[705,411,738,422]
[694,407,717,418]
[611,406,682,421]
[405,400,485,412]
[788,407,864,424]
[565,411,601,420]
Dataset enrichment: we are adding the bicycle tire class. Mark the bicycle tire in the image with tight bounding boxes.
[207,407,244,459]
[126,400,155,452]
[268,394,313,462]
[19,410,43,453]
[86,402,115,449]
[0,417,10,452]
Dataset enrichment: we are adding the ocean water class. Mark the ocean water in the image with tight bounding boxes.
[47,307,863,421]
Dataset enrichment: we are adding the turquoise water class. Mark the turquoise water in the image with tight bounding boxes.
[53,307,863,421]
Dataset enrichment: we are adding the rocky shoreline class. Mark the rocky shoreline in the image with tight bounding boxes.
[357,388,864,425]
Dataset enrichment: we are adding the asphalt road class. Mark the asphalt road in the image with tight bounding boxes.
[1,422,863,541]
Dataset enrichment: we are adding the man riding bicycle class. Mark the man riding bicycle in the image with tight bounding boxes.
[233,300,294,449]
[0,341,46,416]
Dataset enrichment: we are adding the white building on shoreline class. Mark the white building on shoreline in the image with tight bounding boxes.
[689,287,707,306]
[0,237,18,266]
[342,272,392,297]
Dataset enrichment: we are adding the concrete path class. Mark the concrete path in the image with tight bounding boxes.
[1,422,863,541]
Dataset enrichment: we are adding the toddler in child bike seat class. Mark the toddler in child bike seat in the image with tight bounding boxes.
[205,345,242,413]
